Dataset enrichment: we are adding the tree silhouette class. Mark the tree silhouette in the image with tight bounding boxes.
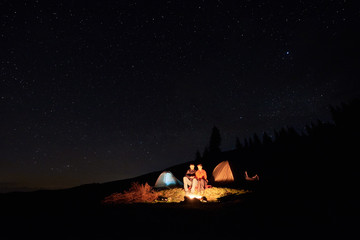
[252,133,262,146]
[262,132,272,145]
[235,137,243,150]
[248,137,253,148]
[202,146,210,161]
[243,138,249,148]
[209,126,221,154]
[195,150,202,162]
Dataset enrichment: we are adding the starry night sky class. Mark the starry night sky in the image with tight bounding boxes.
[1,0,359,192]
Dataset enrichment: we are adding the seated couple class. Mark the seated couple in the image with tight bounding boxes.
[183,163,207,195]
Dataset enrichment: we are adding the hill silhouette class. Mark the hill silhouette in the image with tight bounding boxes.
[1,99,359,206]
[0,99,359,239]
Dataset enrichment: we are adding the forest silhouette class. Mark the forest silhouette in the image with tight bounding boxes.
[197,99,359,206]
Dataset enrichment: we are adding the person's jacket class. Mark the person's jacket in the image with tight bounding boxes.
[185,169,196,180]
[196,169,207,180]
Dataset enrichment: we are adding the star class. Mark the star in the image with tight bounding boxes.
[0,0,357,192]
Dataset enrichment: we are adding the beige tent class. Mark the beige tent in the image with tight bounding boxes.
[212,160,234,182]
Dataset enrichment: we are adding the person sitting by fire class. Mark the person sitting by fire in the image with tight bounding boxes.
[183,163,197,194]
[195,164,207,195]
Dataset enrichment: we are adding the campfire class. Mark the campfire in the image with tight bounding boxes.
[183,193,207,203]
[187,194,202,199]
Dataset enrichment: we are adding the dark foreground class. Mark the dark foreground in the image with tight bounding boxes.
[1,187,358,240]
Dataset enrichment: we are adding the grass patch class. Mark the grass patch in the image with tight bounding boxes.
[156,187,249,203]
[102,182,249,204]
[102,182,159,204]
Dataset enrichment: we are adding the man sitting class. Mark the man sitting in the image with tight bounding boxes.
[195,164,207,195]
[183,163,197,194]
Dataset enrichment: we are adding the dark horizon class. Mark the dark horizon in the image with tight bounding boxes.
[0,99,356,193]
[1,0,359,192]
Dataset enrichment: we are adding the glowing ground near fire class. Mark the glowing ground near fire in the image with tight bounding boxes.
[102,183,249,204]
[158,187,248,202]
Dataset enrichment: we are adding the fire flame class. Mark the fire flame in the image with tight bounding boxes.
[187,194,202,199]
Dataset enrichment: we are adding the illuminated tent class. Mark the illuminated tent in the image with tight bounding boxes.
[212,160,235,182]
[154,171,183,188]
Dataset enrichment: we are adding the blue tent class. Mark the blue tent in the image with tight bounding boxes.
[154,171,183,188]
